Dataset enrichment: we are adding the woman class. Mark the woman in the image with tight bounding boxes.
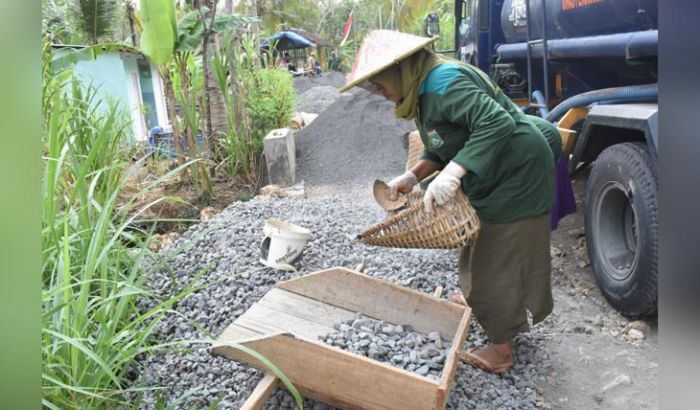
[340,30,557,374]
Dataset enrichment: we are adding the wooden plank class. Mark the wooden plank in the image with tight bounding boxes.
[235,301,336,341]
[257,288,357,328]
[213,332,439,410]
[277,267,464,338]
[240,373,280,410]
[433,286,444,298]
[558,127,577,156]
[217,323,263,344]
[435,306,472,409]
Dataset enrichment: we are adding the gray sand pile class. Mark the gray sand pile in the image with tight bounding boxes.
[295,85,345,114]
[295,89,416,189]
[293,71,346,94]
[132,190,555,409]
[319,314,452,380]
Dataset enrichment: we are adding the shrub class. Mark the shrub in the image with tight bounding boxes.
[211,32,298,181]
[244,67,297,153]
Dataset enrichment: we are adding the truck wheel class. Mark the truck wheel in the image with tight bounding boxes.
[585,142,658,317]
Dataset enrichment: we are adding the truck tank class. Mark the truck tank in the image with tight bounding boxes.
[501,0,658,43]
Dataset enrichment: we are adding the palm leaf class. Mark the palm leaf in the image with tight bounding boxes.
[76,0,118,44]
[175,8,257,53]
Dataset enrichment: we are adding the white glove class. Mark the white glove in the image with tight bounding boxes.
[424,162,467,214]
[388,170,418,200]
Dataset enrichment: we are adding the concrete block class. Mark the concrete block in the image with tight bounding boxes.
[263,128,295,187]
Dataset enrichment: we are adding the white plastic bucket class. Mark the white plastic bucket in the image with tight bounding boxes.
[259,219,311,271]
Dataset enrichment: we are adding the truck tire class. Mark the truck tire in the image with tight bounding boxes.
[585,142,658,317]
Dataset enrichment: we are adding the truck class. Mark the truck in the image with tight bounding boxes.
[426,0,659,317]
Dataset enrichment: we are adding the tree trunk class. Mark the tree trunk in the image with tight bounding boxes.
[163,73,187,180]
[125,1,139,48]
[208,39,228,142]
[201,0,217,140]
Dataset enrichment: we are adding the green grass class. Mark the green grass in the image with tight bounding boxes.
[41,44,302,409]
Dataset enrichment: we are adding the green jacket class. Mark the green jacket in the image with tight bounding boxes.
[416,62,555,224]
[529,114,562,163]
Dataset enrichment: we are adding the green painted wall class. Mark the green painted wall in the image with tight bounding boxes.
[70,52,136,141]
[54,49,169,142]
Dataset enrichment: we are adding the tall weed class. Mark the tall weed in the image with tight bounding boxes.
[42,53,187,407]
[171,51,213,196]
[211,30,252,179]
[211,32,297,182]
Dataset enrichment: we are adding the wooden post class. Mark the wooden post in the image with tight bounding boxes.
[240,373,280,410]
[317,46,325,72]
[163,75,186,172]
[434,286,444,298]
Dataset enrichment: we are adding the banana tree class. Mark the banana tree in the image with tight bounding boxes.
[140,0,252,195]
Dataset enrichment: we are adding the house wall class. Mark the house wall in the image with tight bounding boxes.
[72,52,139,140]
[66,50,169,142]
[150,65,169,131]
[72,52,129,106]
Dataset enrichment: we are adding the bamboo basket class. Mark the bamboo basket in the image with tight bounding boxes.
[357,190,481,249]
[405,130,425,171]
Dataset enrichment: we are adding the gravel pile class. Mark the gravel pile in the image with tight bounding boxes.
[295,89,416,189]
[132,190,556,409]
[318,314,451,380]
[293,71,347,94]
[294,85,345,114]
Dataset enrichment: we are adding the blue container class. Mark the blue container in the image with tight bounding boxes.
[149,127,203,159]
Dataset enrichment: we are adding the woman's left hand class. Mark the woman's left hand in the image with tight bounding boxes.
[424,162,467,214]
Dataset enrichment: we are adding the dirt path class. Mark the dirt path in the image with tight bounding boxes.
[540,171,658,409]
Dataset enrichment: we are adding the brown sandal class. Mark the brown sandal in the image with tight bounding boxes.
[460,345,514,374]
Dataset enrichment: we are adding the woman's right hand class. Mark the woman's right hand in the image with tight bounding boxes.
[387,171,418,200]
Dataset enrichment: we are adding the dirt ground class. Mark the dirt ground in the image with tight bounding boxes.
[119,159,256,235]
[540,170,658,409]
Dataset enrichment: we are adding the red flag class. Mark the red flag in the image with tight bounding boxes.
[339,10,353,46]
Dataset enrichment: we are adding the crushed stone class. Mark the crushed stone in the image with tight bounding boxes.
[318,313,452,380]
[293,71,347,94]
[295,89,416,189]
[294,85,346,114]
[131,190,555,409]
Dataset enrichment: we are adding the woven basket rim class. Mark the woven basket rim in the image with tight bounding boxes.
[356,190,481,249]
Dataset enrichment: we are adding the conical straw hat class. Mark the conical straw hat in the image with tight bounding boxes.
[339,30,438,92]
